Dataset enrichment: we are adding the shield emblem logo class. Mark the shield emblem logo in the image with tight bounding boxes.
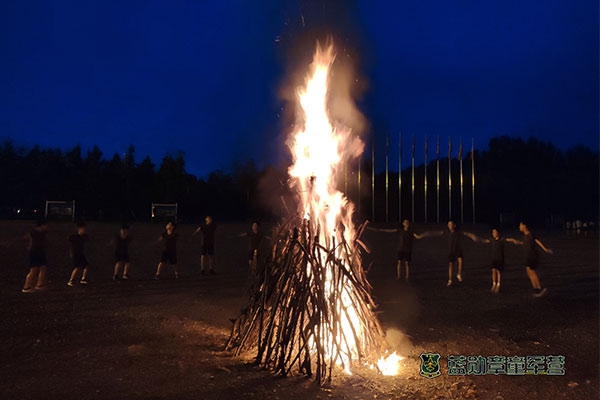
[420,353,442,378]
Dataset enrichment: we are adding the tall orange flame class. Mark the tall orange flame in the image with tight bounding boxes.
[287,43,362,249]
[286,42,400,376]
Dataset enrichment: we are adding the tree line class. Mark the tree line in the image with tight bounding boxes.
[0,142,285,222]
[0,136,597,226]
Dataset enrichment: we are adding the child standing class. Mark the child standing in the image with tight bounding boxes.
[513,222,553,297]
[67,221,89,286]
[193,216,217,275]
[437,221,478,287]
[22,219,49,293]
[368,220,434,281]
[155,221,179,279]
[472,228,519,293]
[113,223,132,280]
[237,221,264,270]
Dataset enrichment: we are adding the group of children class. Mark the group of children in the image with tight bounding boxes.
[371,220,553,297]
[18,216,256,293]
[18,216,552,297]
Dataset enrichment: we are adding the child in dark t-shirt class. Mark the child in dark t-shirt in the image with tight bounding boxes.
[436,221,478,287]
[113,223,133,280]
[512,222,553,297]
[236,221,264,270]
[193,216,217,275]
[67,221,90,286]
[472,228,519,294]
[368,220,434,281]
[155,221,179,279]
[21,219,49,292]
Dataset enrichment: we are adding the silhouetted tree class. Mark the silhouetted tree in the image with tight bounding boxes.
[0,137,596,225]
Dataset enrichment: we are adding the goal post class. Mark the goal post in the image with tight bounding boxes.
[151,203,178,222]
[45,200,76,221]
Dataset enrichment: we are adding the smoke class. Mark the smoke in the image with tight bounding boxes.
[258,0,371,217]
[278,34,369,146]
[276,0,371,161]
[384,328,413,355]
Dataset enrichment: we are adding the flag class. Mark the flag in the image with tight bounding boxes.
[458,138,463,160]
[448,137,452,159]
[471,137,474,160]
[436,136,439,159]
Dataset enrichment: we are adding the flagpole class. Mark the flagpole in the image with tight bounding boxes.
[385,133,389,223]
[424,136,428,224]
[344,160,348,197]
[411,134,415,223]
[471,137,475,224]
[436,136,440,223]
[448,137,452,221]
[459,137,464,225]
[399,133,402,222]
[358,156,361,218]
[372,139,375,222]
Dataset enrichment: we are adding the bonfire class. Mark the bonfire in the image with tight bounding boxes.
[227,42,400,384]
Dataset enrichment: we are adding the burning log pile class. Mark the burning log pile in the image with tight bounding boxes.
[227,41,401,383]
[226,214,386,383]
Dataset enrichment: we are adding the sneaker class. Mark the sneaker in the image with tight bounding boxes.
[122,274,130,280]
[447,280,452,287]
[67,281,75,287]
[494,285,500,294]
[457,274,463,282]
[34,285,47,292]
[155,274,160,280]
[490,284,496,293]
[113,274,119,281]
[534,288,547,298]
[21,287,33,293]
[80,278,88,285]
[209,269,216,275]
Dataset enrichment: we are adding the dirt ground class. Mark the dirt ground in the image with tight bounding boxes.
[0,220,598,400]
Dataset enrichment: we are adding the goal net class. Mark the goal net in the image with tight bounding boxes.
[151,203,177,222]
[45,200,75,221]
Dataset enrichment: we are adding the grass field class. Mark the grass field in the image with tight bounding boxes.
[0,220,598,399]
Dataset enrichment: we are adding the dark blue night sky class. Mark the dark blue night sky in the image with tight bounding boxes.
[1,0,597,176]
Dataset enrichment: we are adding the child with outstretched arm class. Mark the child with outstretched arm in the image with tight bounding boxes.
[20,219,49,292]
[469,228,520,293]
[113,223,133,280]
[433,221,478,287]
[67,221,90,286]
[368,219,436,281]
[192,216,217,275]
[154,221,179,279]
[512,222,553,297]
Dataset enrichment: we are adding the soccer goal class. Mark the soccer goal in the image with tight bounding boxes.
[45,200,76,221]
[151,203,178,222]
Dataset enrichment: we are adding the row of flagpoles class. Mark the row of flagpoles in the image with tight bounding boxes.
[350,134,476,224]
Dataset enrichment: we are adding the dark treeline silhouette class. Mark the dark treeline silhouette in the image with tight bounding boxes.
[0,136,597,226]
[0,142,286,222]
